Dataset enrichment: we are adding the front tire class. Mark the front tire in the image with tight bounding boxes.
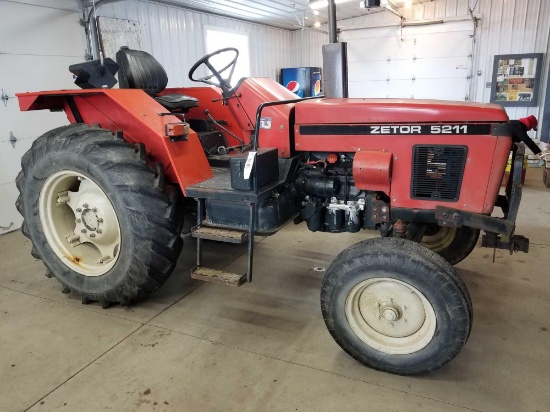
[321,237,471,375]
[16,124,183,307]
[421,225,480,265]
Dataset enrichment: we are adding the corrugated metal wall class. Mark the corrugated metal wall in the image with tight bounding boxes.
[98,0,293,86]
[291,29,326,68]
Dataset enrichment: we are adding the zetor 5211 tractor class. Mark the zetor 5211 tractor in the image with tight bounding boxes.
[16,47,532,375]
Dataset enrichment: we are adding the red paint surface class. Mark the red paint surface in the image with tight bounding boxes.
[296,130,512,213]
[353,150,393,194]
[293,98,510,214]
[228,78,299,157]
[295,98,509,124]
[16,89,213,192]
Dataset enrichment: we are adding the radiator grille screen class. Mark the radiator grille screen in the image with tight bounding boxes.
[411,145,467,201]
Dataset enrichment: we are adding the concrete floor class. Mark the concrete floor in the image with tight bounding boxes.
[1,169,549,412]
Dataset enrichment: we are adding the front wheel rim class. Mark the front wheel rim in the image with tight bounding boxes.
[39,170,121,277]
[345,277,437,355]
[421,226,457,252]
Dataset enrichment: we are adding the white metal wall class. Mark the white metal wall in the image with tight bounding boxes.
[97,0,294,86]
[291,29,325,68]
[0,0,86,234]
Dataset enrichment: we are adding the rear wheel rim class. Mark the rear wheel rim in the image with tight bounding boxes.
[345,277,436,355]
[421,226,457,252]
[39,170,121,276]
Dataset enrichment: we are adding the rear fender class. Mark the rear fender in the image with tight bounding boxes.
[16,89,213,193]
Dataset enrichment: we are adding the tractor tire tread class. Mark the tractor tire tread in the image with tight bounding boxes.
[321,237,471,375]
[17,124,183,307]
[330,237,473,335]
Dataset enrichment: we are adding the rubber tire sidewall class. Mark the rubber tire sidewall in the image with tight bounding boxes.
[434,226,480,266]
[25,151,146,297]
[322,239,470,375]
[334,237,473,338]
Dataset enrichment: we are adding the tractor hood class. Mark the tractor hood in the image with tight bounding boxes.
[295,98,509,124]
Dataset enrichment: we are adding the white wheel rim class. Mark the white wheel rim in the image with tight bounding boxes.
[421,226,457,252]
[39,170,121,276]
[345,277,436,355]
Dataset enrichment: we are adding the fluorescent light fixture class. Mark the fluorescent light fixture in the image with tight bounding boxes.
[314,21,321,27]
[402,19,444,26]
[313,9,320,15]
[309,0,355,10]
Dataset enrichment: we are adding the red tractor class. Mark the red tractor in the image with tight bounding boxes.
[16,47,531,375]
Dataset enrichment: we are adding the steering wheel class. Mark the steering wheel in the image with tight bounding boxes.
[188,48,239,92]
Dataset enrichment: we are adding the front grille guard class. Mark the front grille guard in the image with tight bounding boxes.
[435,144,528,253]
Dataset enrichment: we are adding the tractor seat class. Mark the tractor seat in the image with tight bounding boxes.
[116,46,199,112]
[154,94,198,111]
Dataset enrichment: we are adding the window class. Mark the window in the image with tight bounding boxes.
[204,26,250,86]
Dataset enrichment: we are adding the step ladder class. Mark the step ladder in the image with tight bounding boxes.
[190,198,256,287]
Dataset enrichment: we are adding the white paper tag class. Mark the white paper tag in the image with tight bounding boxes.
[259,117,272,129]
[243,151,257,180]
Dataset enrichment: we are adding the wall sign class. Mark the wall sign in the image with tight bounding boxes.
[490,53,544,107]
[97,17,142,61]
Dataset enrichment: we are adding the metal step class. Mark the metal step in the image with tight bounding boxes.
[191,225,249,244]
[194,199,256,286]
[191,266,247,287]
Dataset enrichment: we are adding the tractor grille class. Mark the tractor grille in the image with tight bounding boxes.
[411,145,467,201]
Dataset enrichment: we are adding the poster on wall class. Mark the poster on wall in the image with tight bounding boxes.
[491,53,543,107]
[97,17,142,61]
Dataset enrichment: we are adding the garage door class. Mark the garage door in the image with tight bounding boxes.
[0,1,86,234]
[341,20,474,101]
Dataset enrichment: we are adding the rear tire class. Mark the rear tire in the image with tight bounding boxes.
[16,124,183,307]
[421,225,480,265]
[321,237,471,375]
